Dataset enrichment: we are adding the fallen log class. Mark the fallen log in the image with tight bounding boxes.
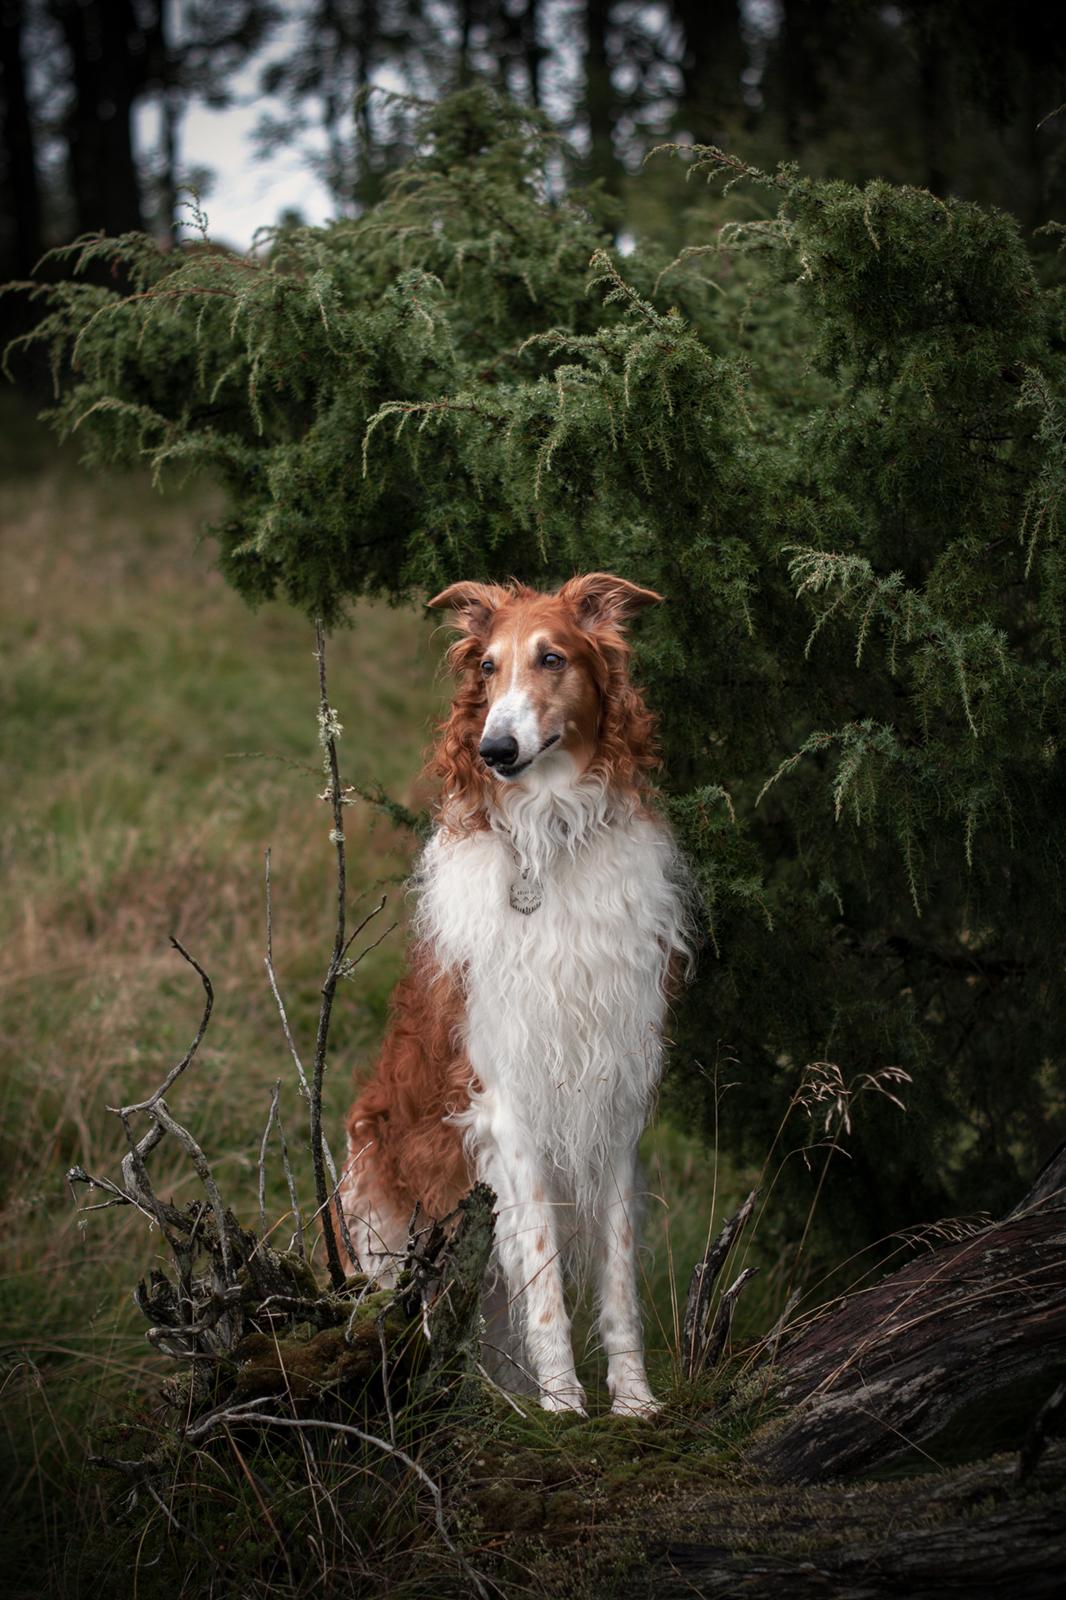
[611,1148,1066,1596]
[749,1144,1066,1482]
[629,1444,1066,1599]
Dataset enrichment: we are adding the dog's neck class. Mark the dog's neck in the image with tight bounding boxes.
[485,749,626,881]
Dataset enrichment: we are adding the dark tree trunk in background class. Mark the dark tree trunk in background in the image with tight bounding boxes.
[457,0,475,86]
[497,0,543,107]
[50,0,147,236]
[1024,57,1049,232]
[354,0,379,162]
[297,0,385,211]
[0,0,41,278]
[584,0,619,194]
[320,0,351,203]
[778,0,829,152]
[521,0,542,107]
[344,0,382,210]
[917,25,949,196]
[671,0,745,142]
[145,0,181,243]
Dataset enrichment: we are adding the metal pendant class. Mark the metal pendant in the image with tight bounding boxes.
[509,868,543,915]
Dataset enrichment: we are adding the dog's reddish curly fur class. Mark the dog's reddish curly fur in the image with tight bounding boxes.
[345,951,474,1221]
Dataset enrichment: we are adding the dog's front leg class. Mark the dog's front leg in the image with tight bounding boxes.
[596,1140,658,1417]
[475,1095,586,1413]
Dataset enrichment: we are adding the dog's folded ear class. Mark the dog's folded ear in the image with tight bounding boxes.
[557,573,664,629]
[427,581,508,636]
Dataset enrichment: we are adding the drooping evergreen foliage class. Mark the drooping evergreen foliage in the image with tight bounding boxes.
[13,90,1066,1252]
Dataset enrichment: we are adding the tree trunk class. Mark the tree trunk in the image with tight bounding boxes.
[625,1147,1066,1596]
[50,0,147,237]
[522,0,542,108]
[583,0,619,196]
[148,0,182,245]
[917,25,949,196]
[777,0,830,153]
[457,0,475,87]
[0,0,41,278]
[496,0,543,108]
[752,1202,1066,1482]
[670,0,745,143]
[628,1447,1066,1598]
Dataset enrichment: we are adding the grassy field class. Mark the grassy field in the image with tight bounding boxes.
[0,406,763,1594]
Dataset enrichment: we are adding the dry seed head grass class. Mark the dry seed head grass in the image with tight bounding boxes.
[792,1059,912,1146]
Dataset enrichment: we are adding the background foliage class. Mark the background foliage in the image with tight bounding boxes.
[4,1,1066,311]
[15,86,1066,1252]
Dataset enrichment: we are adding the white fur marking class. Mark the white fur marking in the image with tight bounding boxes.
[412,756,693,1409]
[482,685,541,767]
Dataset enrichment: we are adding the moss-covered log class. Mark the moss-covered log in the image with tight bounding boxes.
[621,1445,1066,1599]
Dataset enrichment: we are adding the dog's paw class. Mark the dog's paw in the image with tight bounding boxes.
[539,1387,588,1416]
[609,1390,661,1419]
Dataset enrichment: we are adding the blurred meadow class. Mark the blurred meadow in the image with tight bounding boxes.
[0,398,752,1592]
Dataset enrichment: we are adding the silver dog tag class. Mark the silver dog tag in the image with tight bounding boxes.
[509,868,543,915]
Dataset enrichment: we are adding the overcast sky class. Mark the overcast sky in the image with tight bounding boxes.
[179,93,334,249]
[137,14,342,250]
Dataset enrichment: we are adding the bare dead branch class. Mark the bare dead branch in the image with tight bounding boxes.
[85,938,224,1268]
[312,617,349,1289]
[66,1163,158,1225]
[275,1100,305,1258]
[263,847,358,1272]
[258,1080,282,1241]
[683,1188,758,1378]
[263,618,392,1295]
[146,1097,234,1283]
[301,1147,360,1273]
[342,912,398,975]
[704,1267,759,1370]
[264,847,312,1104]
[124,937,214,1114]
[184,1406,489,1597]
[341,893,388,962]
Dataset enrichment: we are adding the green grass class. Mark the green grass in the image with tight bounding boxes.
[0,411,443,1591]
[0,404,769,1595]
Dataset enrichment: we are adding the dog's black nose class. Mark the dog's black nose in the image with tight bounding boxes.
[480,734,519,768]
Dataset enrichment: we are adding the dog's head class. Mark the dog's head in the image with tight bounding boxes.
[428,574,663,783]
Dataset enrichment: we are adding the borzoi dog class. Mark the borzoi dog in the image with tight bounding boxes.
[341,573,691,1414]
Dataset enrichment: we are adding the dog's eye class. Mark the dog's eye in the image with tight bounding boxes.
[480,659,495,676]
[541,652,565,670]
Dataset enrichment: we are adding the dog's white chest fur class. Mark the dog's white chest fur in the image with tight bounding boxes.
[415,758,690,1213]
